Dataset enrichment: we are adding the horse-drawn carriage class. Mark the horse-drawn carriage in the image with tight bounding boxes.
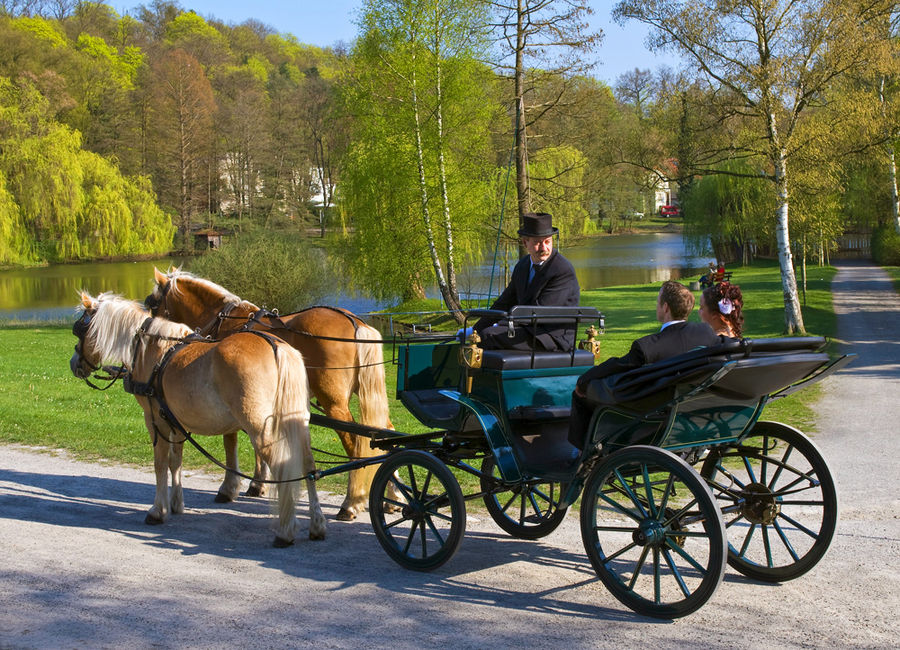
[69,273,853,619]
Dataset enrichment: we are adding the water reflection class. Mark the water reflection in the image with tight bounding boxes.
[0,233,709,321]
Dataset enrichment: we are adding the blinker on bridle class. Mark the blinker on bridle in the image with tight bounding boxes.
[72,310,123,390]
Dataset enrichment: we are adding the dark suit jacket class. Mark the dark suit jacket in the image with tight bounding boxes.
[473,249,580,350]
[576,321,719,391]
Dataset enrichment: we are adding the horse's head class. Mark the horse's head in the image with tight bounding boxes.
[144,266,176,319]
[145,267,246,336]
[70,292,101,379]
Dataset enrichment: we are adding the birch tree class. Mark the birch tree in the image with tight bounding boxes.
[341,0,498,311]
[615,0,895,333]
[486,0,602,227]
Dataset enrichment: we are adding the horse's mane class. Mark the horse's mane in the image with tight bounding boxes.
[84,293,192,366]
[164,269,242,306]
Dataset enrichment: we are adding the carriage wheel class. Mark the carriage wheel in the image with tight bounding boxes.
[479,456,568,540]
[369,450,465,571]
[700,421,838,583]
[580,445,727,619]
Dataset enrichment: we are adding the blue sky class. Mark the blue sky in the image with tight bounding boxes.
[112,1,679,85]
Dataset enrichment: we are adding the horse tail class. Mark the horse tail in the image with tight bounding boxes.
[269,343,313,542]
[355,323,391,430]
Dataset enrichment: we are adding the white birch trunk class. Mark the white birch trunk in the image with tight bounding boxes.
[434,54,463,319]
[879,77,900,234]
[772,138,805,334]
[410,63,451,306]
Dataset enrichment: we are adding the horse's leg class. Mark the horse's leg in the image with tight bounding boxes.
[146,426,171,525]
[244,450,270,498]
[321,401,368,521]
[217,432,243,502]
[169,440,184,515]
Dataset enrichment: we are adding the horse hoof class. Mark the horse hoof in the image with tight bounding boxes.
[214,492,234,503]
[145,513,164,525]
[335,508,357,521]
[309,531,326,541]
[244,486,263,498]
[273,536,294,548]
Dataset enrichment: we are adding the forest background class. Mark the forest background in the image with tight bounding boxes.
[2,0,900,333]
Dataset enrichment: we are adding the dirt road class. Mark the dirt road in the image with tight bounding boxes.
[1,261,897,648]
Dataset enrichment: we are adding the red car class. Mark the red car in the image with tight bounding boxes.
[660,205,680,218]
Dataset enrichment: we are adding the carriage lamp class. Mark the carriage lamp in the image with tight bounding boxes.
[460,331,483,393]
[579,325,603,362]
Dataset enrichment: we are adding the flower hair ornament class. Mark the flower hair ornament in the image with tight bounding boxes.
[716,281,734,314]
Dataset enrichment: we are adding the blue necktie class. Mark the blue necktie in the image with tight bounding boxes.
[528,264,537,285]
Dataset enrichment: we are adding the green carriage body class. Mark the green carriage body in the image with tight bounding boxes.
[376,306,854,618]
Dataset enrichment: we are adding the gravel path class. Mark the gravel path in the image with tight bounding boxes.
[1,260,898,649]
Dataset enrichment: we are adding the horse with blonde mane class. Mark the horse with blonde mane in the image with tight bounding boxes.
[145,267,393,520]
[70,291,327,547]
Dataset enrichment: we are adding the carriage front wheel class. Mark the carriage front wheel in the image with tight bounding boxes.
[480,456,568,539]
[700,421,838,583]
[580,445,727,619]
[369,450,465,571]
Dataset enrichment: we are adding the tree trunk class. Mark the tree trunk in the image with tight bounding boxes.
[514,2,530,227]
[889,145,900,235]
[411,63,457,316]
[879,77,900,234]
[434,55,464,323]
[772,141,805,334]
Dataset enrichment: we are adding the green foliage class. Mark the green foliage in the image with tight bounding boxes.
[682,160,775,262]
[528,145,594,240]
[186,231,333,312]
[0,75,174,264]
[339,0,501,303]
[872,224,900,265]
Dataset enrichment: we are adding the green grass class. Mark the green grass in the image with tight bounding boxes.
[883,265,900,294]
[0,261,839,504]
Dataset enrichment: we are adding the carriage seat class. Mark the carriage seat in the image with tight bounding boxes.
[584,336,831,410]
[481,348,595,370]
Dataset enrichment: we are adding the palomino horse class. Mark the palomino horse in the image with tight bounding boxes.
[69,292,327,547]
[145,268,392,520]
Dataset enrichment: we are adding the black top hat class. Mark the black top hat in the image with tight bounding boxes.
[518,212,558,237]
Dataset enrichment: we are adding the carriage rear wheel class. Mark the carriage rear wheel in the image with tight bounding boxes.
[580,445,727,619]
[700,421,838,582]
[480,456,568,539]
[369,450,465,571]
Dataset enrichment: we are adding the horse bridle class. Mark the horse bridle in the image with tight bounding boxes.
[144,282,242,339]
[72,310,125,390]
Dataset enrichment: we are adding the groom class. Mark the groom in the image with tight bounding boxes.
[567,280,719,447]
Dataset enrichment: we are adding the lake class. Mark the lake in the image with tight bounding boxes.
[0,232,709,322]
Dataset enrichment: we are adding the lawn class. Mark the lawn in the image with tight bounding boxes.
[0,260,838,501]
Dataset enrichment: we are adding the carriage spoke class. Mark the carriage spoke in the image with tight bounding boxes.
[665,535,708,574]
[741,454,758,484]
[642,465,659,518]
[653,546,662,605]
[614,468,650,518]
[762,524,774,567]
[768,443,793,489]
[662,548,693,598]
[657,473,676,517]
[597,490,644,522]
[526,491,545,517]
[772,520,801,562]
[777,511,821,540]
[627,546,651,590]
[737,523,757,557]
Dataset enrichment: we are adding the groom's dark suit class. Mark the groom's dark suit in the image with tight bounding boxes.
[568,321,719,447]
[473,249,580,351]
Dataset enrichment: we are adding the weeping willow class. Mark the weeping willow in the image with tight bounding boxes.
[0,76,174,265]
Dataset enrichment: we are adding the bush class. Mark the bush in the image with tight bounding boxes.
[872,224,900,266]
[186,231,333,312]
